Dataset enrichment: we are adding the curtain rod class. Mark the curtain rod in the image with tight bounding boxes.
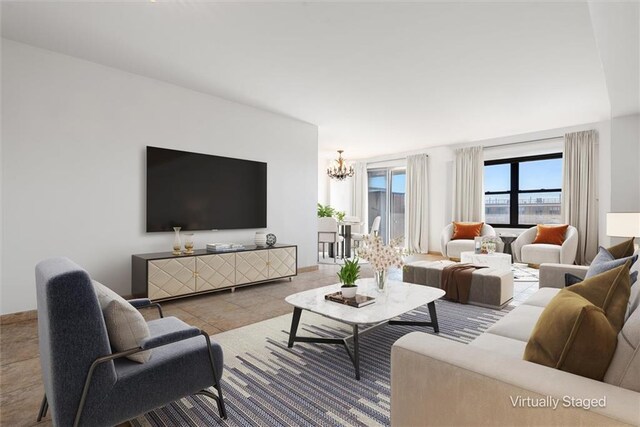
[483,135,563,150]
[366,154,428,165]
[362,136,563,164]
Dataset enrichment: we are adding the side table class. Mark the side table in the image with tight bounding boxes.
[499,235,517,256]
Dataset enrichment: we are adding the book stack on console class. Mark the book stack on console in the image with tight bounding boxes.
[206,243,245,252]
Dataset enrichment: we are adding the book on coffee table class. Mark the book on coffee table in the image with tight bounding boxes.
[324,291,375,308]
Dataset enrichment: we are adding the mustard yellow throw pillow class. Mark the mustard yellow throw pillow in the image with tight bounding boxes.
[524,289,617,381]
[566,261,631,332]
[607,238,635,259]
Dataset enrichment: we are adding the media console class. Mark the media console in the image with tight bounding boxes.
[132,244,297,301]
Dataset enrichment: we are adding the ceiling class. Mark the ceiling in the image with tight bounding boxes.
[1,1,612,159]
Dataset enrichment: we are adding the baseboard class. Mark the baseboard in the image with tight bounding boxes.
[299,265,319,273]
[428,251,443,256]
[0,309,37,325]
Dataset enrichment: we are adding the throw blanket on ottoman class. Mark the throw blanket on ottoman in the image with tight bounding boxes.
[441,264,487,303]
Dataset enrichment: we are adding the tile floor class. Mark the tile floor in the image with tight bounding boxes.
[0,254,540,427]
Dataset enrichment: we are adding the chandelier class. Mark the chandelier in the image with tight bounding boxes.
[327,150,355,180]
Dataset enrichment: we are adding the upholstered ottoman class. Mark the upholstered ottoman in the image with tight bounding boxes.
[403,260,514,309]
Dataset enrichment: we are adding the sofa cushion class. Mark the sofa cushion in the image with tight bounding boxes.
[524,289,618,381]
[522,287,561,308]
[604,304,640,392]
[532,224,569,246]
[521,244,560,264]
[446,239,475,259]
[93,280,151,363]
[451,221,483,240]
[566,262,631,333]
[470,332,527,359]
[485,304,545,342]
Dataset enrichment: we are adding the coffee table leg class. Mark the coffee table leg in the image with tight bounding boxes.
[427,301,439,333]
[288,307,302,348]
[352,324,360,380]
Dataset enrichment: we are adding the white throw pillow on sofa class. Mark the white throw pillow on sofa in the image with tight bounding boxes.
[93,280,151,363]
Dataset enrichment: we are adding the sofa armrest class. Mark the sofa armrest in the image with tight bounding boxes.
[512,227,538,263]
[391,332,640,426]
[539,263,589,289]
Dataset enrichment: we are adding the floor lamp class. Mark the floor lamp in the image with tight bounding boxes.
[606,212,640,250]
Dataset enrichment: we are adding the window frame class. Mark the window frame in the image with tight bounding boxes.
[484,152,562,228]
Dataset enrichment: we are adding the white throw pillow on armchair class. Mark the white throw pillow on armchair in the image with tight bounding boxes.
[92,280,151,363]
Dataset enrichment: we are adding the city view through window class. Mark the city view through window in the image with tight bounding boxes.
[484,155,563,226]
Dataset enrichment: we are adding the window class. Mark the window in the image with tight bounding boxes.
[484,153,562,227]
[367,167,406,245]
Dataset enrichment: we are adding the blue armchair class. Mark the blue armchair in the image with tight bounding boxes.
[35,257,227,426]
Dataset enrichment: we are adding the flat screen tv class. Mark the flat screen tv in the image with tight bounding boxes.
[146,146,267,232]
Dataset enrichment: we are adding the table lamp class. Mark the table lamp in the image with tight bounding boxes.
[606,212,640,248]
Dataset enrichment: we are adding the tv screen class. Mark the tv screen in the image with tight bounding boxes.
[146,146,267,232]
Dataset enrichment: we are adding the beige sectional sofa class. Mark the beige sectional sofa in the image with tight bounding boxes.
[391,272,640,426]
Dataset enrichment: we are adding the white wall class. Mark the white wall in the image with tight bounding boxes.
[610,113,640,212]
[1,40,318,315]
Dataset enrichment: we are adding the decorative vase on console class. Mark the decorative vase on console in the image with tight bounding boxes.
[255,232,267,247]
[184,233,195,255]
[172,227,182,255]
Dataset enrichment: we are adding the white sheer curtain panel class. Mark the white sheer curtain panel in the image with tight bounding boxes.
[452,146,484,221]
[406,154,429,253]
[351,162,368,233]
[562,130,598,265]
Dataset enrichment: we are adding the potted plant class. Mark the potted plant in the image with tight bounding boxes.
[337,258,361,298]
[317,203,336,218]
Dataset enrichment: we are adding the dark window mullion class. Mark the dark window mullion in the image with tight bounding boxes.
[510,162,519,226]
[518,188,561,194]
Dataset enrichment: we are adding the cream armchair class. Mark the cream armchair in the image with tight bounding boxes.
[440,223,500,260]
[512,225,578,265]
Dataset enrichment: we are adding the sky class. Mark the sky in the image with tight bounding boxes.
[368,172,406,193]
[485,158,562,192]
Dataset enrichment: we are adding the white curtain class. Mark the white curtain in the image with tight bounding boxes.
[351,162,368,233]
[452,146,484,221]
[406,154,429,253]
[562,130,598,265]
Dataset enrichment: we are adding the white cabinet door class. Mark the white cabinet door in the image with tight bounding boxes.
[196,253,236,291]
[268,247,296,279]
[236,250,269,285]
[148,257,196,300]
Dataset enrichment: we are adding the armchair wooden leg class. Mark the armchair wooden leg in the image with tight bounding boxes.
[37,394,48,422]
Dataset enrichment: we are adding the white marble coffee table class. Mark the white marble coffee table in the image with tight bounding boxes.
[460,251,512,271]
[285,279,445,380]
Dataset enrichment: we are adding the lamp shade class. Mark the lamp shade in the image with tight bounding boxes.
[606,213,640,237]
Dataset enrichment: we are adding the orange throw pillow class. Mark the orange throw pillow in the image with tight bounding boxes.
[532,224,569,246]
[451,222,484,240]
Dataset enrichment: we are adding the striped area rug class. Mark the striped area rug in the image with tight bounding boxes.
[132,300,512,427]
